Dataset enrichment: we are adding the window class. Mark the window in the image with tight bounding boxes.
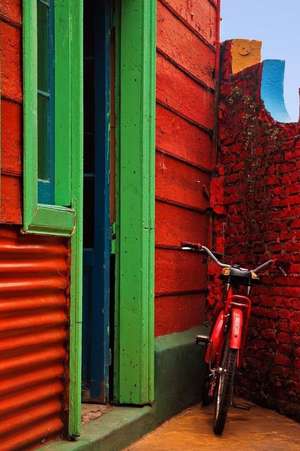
[23,0,82,235]
[23,1,83,436]
[37,0,54,204]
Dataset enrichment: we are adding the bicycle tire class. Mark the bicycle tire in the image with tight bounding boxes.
[213,346,237,435]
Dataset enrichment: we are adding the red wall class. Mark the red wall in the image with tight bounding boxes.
[155,0,220,336]
[213,40,300,419]
[0,2,70,447]
[0,0,22,223]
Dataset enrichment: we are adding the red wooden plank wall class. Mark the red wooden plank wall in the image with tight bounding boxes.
[155,0,220,336]
[0,0,22,224]
[0,2,70,448]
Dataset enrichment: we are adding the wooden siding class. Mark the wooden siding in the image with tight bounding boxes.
[0,0,22,224]
[155,0,220,336]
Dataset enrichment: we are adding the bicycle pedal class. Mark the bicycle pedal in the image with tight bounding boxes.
[196,334,209,345]
[232,401,252,411]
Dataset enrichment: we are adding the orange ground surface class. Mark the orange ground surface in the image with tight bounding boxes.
[127,401,300,451]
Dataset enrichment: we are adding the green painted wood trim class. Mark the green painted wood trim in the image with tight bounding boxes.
[23,0,74,234]
[54,0,71,206]
[25,204,75,236]
[114,0,157,404]
[23,0,38,226]
[67,0,83,437]
[23,0,83,437]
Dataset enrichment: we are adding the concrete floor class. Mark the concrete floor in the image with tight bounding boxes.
[126,401,300,451]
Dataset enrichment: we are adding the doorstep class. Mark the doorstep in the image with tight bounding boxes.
[40,325,208,451]
[40,405,154,451]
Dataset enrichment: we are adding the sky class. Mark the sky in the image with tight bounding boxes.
[221,1,300,122]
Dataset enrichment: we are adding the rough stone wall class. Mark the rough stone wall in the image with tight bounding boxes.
[211,40,300,419]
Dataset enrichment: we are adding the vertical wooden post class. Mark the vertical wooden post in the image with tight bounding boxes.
[114,0,157,404]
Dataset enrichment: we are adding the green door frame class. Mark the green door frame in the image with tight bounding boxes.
[114,0,157,404]
[23,0,156,438]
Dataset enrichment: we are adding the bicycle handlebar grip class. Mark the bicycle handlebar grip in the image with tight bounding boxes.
[253,259,274,273]
[181,241,203,250]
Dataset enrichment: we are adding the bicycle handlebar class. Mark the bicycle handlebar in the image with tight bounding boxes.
[181,242,282,275]
[181,242,230,268]
[252,259,274,273]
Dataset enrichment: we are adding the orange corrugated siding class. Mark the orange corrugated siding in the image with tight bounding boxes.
[0,227,70,450]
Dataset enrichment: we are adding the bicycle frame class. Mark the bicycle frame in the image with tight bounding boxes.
[180,242,286,434]
[205,288,252,369]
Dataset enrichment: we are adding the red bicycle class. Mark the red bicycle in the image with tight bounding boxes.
[181,242,287,435]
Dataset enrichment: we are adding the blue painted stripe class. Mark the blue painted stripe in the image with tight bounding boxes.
[261,59,291,123]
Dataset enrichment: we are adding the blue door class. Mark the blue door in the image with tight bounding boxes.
[82,0,111,403]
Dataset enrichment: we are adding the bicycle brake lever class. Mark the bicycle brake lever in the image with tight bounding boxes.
[278,265,288,277]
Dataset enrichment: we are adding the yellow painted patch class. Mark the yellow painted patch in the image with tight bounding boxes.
[231,39,262,74]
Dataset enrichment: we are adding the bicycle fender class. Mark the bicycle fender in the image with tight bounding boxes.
[230,308,244,350]
[205,310,225,364]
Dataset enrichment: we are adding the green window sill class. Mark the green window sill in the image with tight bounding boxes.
[23,204,75,236]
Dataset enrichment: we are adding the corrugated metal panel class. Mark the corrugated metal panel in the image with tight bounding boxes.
[0,227,69,450]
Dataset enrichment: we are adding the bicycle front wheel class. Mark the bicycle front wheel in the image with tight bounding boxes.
[213,347,237,435]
